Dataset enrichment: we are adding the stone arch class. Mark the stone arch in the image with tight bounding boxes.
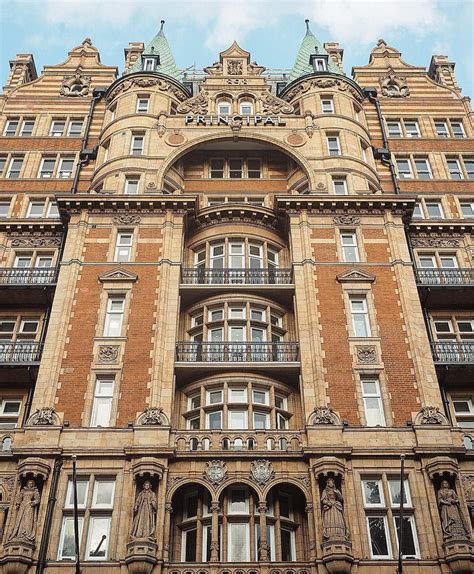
[166,478,214,504]
[215,477,263,501]
[262,477,311,501]
[156,132,317,192]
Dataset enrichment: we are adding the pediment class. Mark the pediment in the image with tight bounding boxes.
[220,41,250,61]
[99,268,138,283]
[336,268,376,283]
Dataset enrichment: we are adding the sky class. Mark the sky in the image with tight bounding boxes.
[0,0,473,96]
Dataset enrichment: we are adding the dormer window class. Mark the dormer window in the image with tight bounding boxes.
[309,54,328,72]
[218,101,231,115]
[143,57,159,72]
[239,101,253,115]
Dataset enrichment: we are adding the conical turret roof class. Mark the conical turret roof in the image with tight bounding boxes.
[288,19,342,82]
[129,20,180,80]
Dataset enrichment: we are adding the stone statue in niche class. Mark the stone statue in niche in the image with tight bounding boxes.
[437,480,469,539]
[321,477,350,540]
[130,480,157,539]
[8,479,40,542]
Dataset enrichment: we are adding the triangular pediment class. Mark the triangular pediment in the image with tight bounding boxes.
[336,268,376,283]
[220,41,250,62]
[99,268,138,283]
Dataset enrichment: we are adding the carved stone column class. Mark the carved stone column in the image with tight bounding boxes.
[426,457,474,574]
[125,459,163,574]
[257,501,269,561]
[313,458,353,574]
[162,503,173,562]
[305,503,317,560]
[210,501,220,561]
[1,458,51,574]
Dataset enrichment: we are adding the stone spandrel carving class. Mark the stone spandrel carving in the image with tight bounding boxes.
[411,237,460,248]
[27,407,59,426]
[204,460,227,485]
[136,407,169,426]
[309,406,340,425]
[176,90,209,115]
[321,477,350,541]
[8,479,40,543]
[250,460,274,485]
[437,480,470,540]
[10,236,62,248]
[130,481,157,540]
[259,91,294,115]
[415,405,448,425]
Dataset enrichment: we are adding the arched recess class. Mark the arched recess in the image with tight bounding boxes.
[156,132,317,192]
[262,477,311,501]
[167,478,214,504]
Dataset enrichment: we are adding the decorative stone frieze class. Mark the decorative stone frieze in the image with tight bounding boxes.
[333,215,361,225]
[136,407,169,426]
[106,76,187,104]
[283,76,364,102]
[415,405,449,425]
[98,345,120,364]
[204,460,227,485]
[309,406,341,426]
[250,459,274,485]
[10,236,62,248]
[411,237,460,248]
[26,407,60,426]
[113,214,142,225]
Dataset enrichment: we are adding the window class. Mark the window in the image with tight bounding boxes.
[361,378,385,426]
[229,159,243,178]
[327,135,341,156]
[210,159,224,178]
[206,410,222,430]
[90,377,115,427]
[0,200,11,218]
[435,121,449,137]
[340,231,359,262]
[58,158,74,178]
[131,135,144,156]
[362,479,384,507]
[446,156,473,180]
[312,58,327,71]
[413,158,432,179]
[404,120,420,137]
[395,158,413,179]
[6,157,23,178]
[4,120,19,136]
[459,202,473,218]
[136,97,149,113]
[50,120,66,137]
[39,158,55,178]
[209,158,261,179]
[412,202,423,219]
[114,232,133,262]
[464,158,474,179]
[207,389,223,405]
[280,527,295,561]
[68,119,83,136]
[394,515,419,558]
[144,58,155,72]
[48,201,60,218]
[103,296,125,337]
[58,516,84,560]
[321,97,334,114]
[452,397,474,428]
[27,201,46,218]
[228,409,248,429]
[20,119,35,136]
[332,176,347,195]
[387,121,402,137]
[0,157,6,176]
[367,516,391,558]
[425,201,444,218]
[86,516,112,560]
[240,101,253,115]
[447,158,463,179]
[247,159,261,178]
[109,104,117,122]
[217,101,231,115]
[125,177,140,195]
[450,120,465,138]
[0,399,22,428]
[350,297,371,337]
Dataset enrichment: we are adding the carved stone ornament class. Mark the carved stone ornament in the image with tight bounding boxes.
[99,268,138,283]
[310,406,340,425]
[333,215,361,225]
[106,77,187,104]
[7,479,40,543]
[60,71,91,97]
[411,237,460,248]
[204,460,227,485]
[203,61,223,76]
[379,74,410,97]
[437,480,470,540]
[130,480,157,540]
[259,90,294,115]
[227,59,243,75]
[415,405,449,425]
[98,345,119,364]
[0,476,16,506]
[250,459,275,485]
[176,90,209,114]
[113,214,141,225]
[336,268,376,283]
[283,76,364,103]
[136,407,169,426]
[10,236,61,248]
[27,407,59,426]
[356,346,377,364]
[321,477,350,541]
[316,182,327,191]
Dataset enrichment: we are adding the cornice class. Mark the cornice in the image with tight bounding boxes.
[280,72,365,102]
[192,203,280,231]
[0,219,64,233]
[409,220,474,234]
[105,71,190,104]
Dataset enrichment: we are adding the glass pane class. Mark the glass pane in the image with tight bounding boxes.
[230,488,247,513]
[281,528,293,561]
[208,390,222,404]
[253,390,267,405]
[185,492,198,518]
[93,480,115,507]
[208,411,222,429]
[254,411,268,430]
[229,388,246,402]
[229,410,247,429]
[87,517,110,559]
[66,479,88,508]
[363,480,382,505]
[394,516,417,557]
[59,516,83,559]
[368,517,389,557]
[389,479,409,505]
[229,523,248,561]
[184,528,197,561]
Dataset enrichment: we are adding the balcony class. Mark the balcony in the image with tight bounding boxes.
[415,267,473,308]
[0,342,43,366]
[0,267,58,305]
[180,268,294,305]
[175,342,300,382]
[431,341,474,385]
[173,430,303,455]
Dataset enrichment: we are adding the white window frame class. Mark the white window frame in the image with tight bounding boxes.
[50,120,66,137]
[90,378,115,428]
[435,120,449,137]
[136,97,150,113]
[362,479,385,507]
[114,231,133,262]
[395,158,413,179]
[65,478,89,509]
[103,296,125,337]
[332,177,347,195]
[27,200,46,218]
[350,296,371,337]
[20,119,35,136]
[327,135,341,156]
[86,515,111,561]
[3,120,19,136]
[450,120,465,138]
[38,157,56,178]
[130,135,144,156]
[404,120,420,138]
[58,515,84,560]
[239,101,253,115]
[366,515,392,559]
[144,58,155,72]
[6,157,23,178]
[91,479,116,509]
[321,97,334,114]
[361,378,386,427]
[459,202,474,219]
[340,231,360,262]
[217,101,231,115]
[58,157,74,178]
[414,157,432,179]
[125,177,140,195]
[67,119,83,137]
[387,120,402,137]
[393,514,420,559]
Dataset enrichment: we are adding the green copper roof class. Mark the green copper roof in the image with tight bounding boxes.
[288,20,342,83]
[129,20,181,80]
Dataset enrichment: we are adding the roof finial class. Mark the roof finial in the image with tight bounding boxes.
[305,19,311,36]
[159,20,165,36]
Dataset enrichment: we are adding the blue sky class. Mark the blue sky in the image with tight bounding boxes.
[1,0,473,96]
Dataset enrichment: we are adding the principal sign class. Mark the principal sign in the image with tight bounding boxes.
[184,114,286,126]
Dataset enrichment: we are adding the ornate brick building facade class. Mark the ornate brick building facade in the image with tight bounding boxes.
[0,20,472,574]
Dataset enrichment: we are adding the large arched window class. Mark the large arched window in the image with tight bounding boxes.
[193,238,281,271]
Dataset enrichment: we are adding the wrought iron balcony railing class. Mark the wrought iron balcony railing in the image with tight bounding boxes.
[431,341,474,364]
[181,268,293,285]
[0,342,43,364]
[173,430,303,452]
[176,342,299,363]
[0,267,58,285]
[415,268,474,286]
